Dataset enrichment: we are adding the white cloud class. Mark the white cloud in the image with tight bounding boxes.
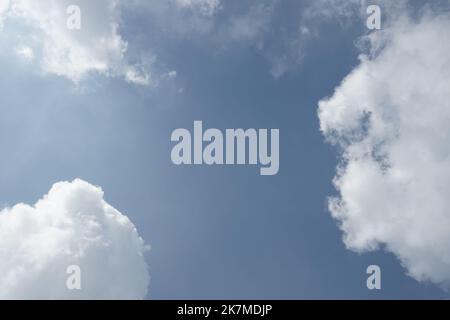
[1,0,152,85]
[0,0,412,83]
[0,0,10,12]
[0,0,227,84]
[15,45,34,61]
[0,179,149,299]
[318,9,450,286]
[125,66,152,86]
[162,70,177,80]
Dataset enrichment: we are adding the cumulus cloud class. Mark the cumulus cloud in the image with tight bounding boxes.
[0,0,153,85]
[0,179,149,299]
[318,7,450,286]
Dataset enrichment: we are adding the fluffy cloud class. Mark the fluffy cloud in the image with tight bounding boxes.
[318,8,450,286]
[0,0,152,85]
[0,179,149,299]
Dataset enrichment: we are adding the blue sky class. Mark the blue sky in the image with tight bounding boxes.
[1,0,450,299]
